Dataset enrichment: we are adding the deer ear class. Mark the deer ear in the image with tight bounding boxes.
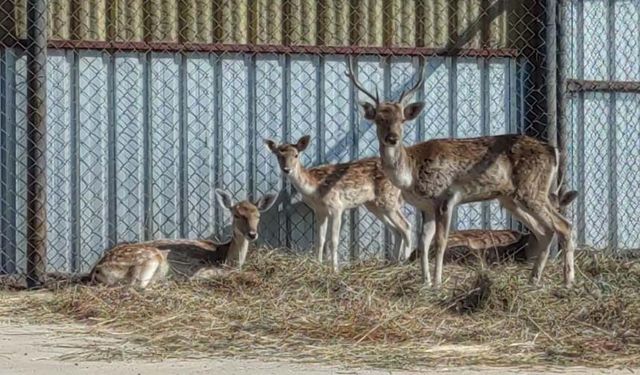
[264,139,278,153]
[359,102,376,121]
[296,135,311,152]
[254,193,278,212]
[559,190,578,207]
[215,189,234,210]
[403,101,425,121]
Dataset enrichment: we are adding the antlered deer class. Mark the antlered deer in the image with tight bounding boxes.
[90,189,277,289]
[346,57,576,288]
[265,136,411,271]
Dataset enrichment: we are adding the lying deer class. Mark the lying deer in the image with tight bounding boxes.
[408,187,578,265]
[90,189,277,289]
[265,136,412,271]
[347,57,576,288]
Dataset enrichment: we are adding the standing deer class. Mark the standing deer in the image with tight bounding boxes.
[90,189,277,289]
[265,136,412,271]
[408,187,578,265]
[346,57,576,288]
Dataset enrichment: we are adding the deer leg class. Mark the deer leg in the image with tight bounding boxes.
[433,192,460,288]
[379,210,407,263]
[327,212,343,272]
[365,204,400,262]
[389,209,412,263]
[537,204,575,288]
[314,213,329,263]
[500,197,554,286]
[419,207,436,286]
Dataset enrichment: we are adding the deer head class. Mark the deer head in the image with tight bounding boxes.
[264,135,311,175]
[345,56,427,147]
[215,189,278,241]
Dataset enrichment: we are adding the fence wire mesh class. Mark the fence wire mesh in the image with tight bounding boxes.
[0,0,638,282]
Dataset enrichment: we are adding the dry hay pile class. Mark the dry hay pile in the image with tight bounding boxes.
[6,249,640,369]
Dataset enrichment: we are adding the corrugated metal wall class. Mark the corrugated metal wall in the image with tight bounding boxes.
[565,0,640,251]
[1,0,520,48]
[0,50,519,273]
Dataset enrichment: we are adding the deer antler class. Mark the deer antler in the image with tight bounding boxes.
[397,57,427,104]
[345,56,379,105]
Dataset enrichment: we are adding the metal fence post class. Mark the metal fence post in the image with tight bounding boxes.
[556,0,568,211]
[25,0,48,287]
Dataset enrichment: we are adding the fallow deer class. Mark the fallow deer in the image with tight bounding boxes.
[265,136,412,271]
[409,187,578,265]
[90,189,278,289]
[346,57,576,288]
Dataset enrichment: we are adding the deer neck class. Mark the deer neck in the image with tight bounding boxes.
[286,163,317,196]
[226,229,249,268]
[380,143,413,189]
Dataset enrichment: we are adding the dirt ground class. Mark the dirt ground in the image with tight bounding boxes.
[0,322,636,375]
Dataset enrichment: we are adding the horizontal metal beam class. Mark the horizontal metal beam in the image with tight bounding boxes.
[567,79,640,93]
[9,39,519,58]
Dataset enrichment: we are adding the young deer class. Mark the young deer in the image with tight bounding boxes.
[346,57,576,288]
[265,136,412,271]
[409,188,578,265]
[90,189,277,289]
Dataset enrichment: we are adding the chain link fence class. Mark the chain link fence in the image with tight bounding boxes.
[0,0,638,284]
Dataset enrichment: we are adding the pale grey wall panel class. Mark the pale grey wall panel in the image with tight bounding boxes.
[423,58,450,139]
[220,55,249,237]
[255,55,285,246]
[613,1,640,81]
[615,94,640,249]
[150,53,181,239]
[582,94,610,248]
[455,60,483,230]
[45,51,72,272]
[583,0,608,80]
[114,54,145,242]
[185,54,217,238]
[78,52,110,268]
[288,55,318,252]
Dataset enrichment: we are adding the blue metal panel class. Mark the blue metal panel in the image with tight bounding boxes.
[423,57,449,139]
[219,55,249,238]
[185,54,216,239]
[455,59,483,230]
[583,93,610,247]
[255,55,285,247]
[114,53,145,242]
[0,49,18,274]
[45,51,72,272]
[613,1,640,81]
[288,55,318,252]
[615,93,640,249]
[150,53,181,239]
[583,0,608,80]
[78,52,110,270]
